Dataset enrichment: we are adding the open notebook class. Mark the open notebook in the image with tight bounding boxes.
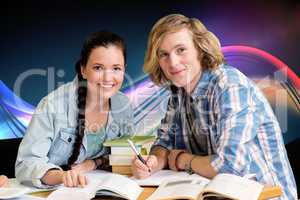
[47,170,143,200]
[146,173,264,200]
[131,170,208,186]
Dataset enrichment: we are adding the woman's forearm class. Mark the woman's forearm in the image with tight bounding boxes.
[41,169,64,186]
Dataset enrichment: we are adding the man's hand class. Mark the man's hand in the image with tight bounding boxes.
[132,155,159,179]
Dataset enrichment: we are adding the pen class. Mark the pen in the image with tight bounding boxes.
[127,139,151,172]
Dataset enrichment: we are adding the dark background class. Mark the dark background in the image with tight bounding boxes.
[0,1,299,193]
[1,0,299,106]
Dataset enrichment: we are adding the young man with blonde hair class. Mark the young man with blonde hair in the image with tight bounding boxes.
[132,14,297,199]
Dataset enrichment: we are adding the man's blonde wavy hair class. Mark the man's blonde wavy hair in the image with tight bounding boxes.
[144,14,225,86]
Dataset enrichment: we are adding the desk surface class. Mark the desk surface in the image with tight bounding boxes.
[33,185,282,200]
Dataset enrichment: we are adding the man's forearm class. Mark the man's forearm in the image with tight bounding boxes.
[150,146,170,170]
[177,153,217,178]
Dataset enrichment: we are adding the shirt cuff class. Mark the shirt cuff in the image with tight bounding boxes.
[31,163,62,188]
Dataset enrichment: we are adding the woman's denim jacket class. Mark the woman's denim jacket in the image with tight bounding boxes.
[15,78,134,188]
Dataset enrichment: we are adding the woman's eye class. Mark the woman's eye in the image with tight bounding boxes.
[113,67,122,71]
[93,66,103,71]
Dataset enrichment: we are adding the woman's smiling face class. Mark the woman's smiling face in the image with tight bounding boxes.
[81,45,125,99]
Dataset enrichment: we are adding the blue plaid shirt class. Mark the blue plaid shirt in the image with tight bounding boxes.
[153,64,297,199]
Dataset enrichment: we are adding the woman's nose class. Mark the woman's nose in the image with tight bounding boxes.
[101,69,114,81]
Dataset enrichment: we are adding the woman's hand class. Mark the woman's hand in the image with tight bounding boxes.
[71,159,96,174]
[131,155,159,179]
[59,159,97,187]
[0,175,8,187]
[42,159,94,187]
[61,169,87,187]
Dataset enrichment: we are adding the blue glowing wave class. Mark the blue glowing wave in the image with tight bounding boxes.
[0,80,34,139]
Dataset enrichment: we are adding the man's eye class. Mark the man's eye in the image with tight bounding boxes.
[176,47,186,54]
[159,53,168,58]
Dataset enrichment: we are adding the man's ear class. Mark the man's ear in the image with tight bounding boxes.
[81,66,87,79]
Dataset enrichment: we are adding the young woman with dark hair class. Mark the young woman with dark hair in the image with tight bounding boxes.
[15,31,134,188]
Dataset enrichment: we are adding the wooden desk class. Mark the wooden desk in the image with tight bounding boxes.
[33,185,281,200]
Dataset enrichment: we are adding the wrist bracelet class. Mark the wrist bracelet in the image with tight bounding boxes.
[185,155,197,175]
[92,159,97,170]
[93,158,102,170]
[174,150,186,171]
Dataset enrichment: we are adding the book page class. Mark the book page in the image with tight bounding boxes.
[97,173,143,200]
[200,173,263,200]
[46,183,96,200]
[0,178,58,199]
[7,194,46,200]
[147,178,208,200]
[47,170,109,200]
[131,170,210,186]
[8,179,59,193]
[0,187,30,199]
[47,170,143,200]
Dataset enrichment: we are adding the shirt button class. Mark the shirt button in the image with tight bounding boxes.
[68,138,72,143]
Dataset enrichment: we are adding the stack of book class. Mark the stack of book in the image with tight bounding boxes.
[103,135,155,176]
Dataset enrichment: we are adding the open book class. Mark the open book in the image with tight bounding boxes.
[0,187,31,199]
[0,178,56,199]
[47,170,143,200]
[146,173,263,200]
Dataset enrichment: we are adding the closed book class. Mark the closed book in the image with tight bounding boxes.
[111,146,148,155]
[112,165,132,175]
[109,154,133,165]
[103,135,155,147]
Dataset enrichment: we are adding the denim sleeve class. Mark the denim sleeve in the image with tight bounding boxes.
[123,102,135,137]
[112,93,135,138]
[15,97,61,188]
[151,97,177,151]
[210,84,259,176]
